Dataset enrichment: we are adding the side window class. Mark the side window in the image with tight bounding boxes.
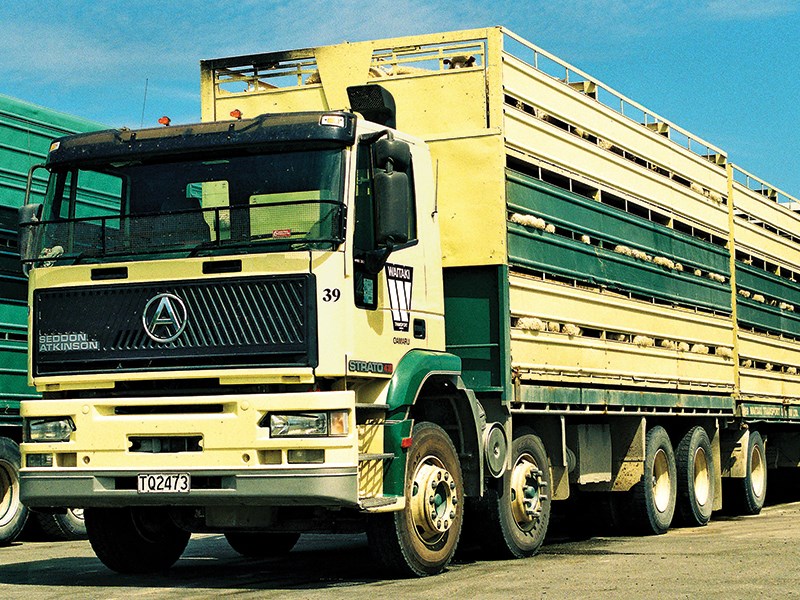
[354,143,377,309]
[193,180,230,241]
[354,143,376,253]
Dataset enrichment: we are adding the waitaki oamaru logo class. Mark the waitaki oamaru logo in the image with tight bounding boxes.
[142,293,188,343]
[385,263,413,332]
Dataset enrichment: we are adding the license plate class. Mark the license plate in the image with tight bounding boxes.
[137,473,191,494]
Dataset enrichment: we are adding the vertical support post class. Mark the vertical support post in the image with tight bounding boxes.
[199,63,217,123]
[726,163,741,402]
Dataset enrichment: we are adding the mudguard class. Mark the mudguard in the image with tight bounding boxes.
[382,349,483,497]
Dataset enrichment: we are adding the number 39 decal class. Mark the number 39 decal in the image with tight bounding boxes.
[322,288,341,302]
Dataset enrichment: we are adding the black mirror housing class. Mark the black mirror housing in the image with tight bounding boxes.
[374,171,410,246]
[18,203,43,264]
[374,138,411,172]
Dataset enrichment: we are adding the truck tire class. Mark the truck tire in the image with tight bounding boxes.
[225,531,300,557]
[85,507,190,573]
[35,508,87,540]
[478,430,551,558]
[675,427,715,527]
[367,422,463,577]
[724,430,767,515]
[0,437,28,545]
[626,425,676,535]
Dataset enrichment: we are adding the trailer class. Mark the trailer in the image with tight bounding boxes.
[0,94,103,543]
[16,27,800,575]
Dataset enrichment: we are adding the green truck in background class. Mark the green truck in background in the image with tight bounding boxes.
[0,94,103,544]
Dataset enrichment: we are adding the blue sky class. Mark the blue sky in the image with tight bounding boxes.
[1,0,798,195]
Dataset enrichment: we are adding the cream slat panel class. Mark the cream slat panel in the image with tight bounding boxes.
[509,276,734,391]
[733,183,800,271]
[734,182,800,242]
[738,332,800,367]
[502,56,727,196]
[509,276,734,347]
[504,110,729,235]
[738,332,800,401]
[510,332,733,391]
[734,221,800,273]
[739,371,800,402]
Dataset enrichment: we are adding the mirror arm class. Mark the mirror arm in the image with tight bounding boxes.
[358,129,392,145]
[24,163,47,206]
[365,243,394,275]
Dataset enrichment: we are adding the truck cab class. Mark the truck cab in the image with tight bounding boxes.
[19,101,479,576]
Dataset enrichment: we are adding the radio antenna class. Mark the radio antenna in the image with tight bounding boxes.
[139,78,149,128]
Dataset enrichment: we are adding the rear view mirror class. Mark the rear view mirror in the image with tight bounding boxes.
[374,170,410,246]
[373,137,412,247]
[18,203,43,270]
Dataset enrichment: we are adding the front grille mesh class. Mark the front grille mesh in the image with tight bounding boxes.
[34,275,316,375]
[109,280,306,351]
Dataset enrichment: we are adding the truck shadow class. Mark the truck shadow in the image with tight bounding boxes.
[0,534,383,591]
[4,498,800,591]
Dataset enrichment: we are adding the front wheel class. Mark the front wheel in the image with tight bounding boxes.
[0,437,28,545]
[85,507,190,573]
[225,531,300,557]
[367,422,464,577]
[479,430,551,558]
[35,508,88,540]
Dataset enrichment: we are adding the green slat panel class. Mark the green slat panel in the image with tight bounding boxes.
[0,93,106,210]
[0,301,27,330]
[0,339,37,401]
[444,265,508,393]
[508,224,731,312]
[737,300,800,337]
[519,385,734,412]
[0,398,21,412]
[736,262,800,306]
[506,170,730,275]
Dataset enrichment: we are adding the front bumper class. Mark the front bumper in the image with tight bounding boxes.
[20,391,360,508]
[21,466,358,508]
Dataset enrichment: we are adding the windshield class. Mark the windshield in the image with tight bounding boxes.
[30,148,345,265]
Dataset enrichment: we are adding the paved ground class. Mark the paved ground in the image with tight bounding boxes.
[2,500,800,599]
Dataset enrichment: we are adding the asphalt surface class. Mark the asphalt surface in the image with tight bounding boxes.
[2,500,800,599]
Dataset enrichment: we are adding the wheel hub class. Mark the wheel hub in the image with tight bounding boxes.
[410,456,458,543]
[510,454,544,528]
[652,448,671,513]
[750,442,766,499]
[693,447,711,507]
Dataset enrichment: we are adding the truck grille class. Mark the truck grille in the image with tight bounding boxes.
[33,275,317,376]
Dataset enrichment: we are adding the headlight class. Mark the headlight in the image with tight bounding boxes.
[25,417,75,442]
[266,411,349,437]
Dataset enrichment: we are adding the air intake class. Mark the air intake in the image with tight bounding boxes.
[347,85,396,129]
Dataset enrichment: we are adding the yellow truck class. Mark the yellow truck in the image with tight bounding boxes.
[16,27,800,576]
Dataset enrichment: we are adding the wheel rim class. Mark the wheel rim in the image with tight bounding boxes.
[750,441,766,499]
[693,446,711,507]
[652,448,672,513]
[0,458,20,528]
[68,508,85,521]
[410,455,458,545]
[509,452,543,531]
